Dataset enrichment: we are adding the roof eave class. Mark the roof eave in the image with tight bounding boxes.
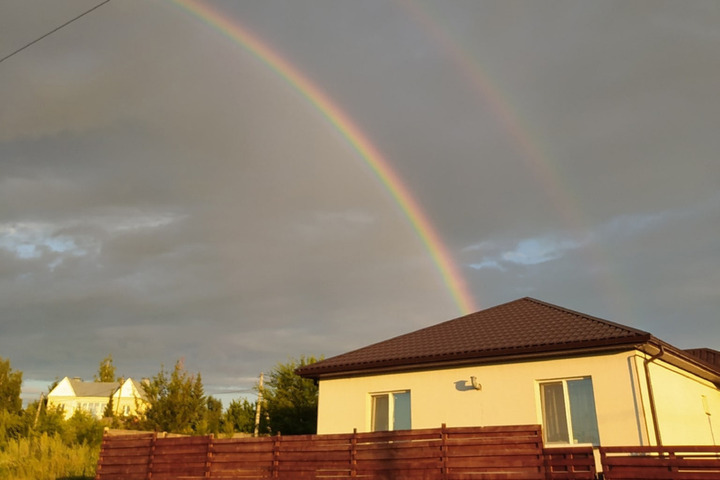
[641,339,720,386]
[298,335,651,380]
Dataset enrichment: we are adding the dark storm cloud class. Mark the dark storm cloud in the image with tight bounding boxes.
[1,1,718,402]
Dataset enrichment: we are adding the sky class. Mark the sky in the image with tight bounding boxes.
[1,0,719,406]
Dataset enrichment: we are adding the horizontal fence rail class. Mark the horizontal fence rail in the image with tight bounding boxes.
[600,445,720,480]
[97,425,720,479]
[543,447,596,480]
[97,424,598,480]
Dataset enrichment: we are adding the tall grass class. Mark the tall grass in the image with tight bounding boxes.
[0,433,99,480]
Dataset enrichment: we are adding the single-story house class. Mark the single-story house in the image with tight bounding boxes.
[47,376,149,419]
[297,297,720,447]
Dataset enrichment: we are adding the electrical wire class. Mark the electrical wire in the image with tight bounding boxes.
[0,0,111,65]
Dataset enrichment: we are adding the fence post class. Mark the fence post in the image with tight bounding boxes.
[204,434,213,478]
[351,428,357,477]
[441,423,448,480]
[668,449,678,475]
[272,432,281,478]
[94,430,108,480]
[147,432,158,480]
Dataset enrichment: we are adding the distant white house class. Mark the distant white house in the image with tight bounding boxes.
[47,376,148,419]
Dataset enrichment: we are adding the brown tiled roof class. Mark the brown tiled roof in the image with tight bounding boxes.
[297,297,652,379]
[685,348,720,369]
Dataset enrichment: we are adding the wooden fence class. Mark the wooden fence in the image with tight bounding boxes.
[95,424,595,480]
[600,445,720,480]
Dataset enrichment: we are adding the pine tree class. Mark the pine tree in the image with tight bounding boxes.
[94,354,117,382]
[142,360,208,434]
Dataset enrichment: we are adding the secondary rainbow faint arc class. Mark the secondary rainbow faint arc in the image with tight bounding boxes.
[170,0,476,315]
[399,0,632,318]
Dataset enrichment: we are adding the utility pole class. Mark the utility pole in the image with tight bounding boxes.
[33,392,44,429]
[254,372,264,437]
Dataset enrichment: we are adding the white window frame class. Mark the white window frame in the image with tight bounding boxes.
[537,376,600,446]
[369,390,411,432]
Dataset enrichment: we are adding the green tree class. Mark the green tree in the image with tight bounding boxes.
[142,360,207,434]
[0,410,23,444]
[0,357,23,414]
[63,409,104,446]
[94,354,117,382]
[33,402,66,438]
[223,398,257,434]
[263,355,320,435]
[103,395,114,419]
[204,396,223,435]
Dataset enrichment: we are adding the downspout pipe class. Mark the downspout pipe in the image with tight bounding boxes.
[643,345,665,447]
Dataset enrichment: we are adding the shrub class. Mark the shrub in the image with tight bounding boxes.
[0,433,99,480]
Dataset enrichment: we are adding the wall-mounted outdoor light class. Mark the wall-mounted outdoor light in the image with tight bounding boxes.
[470,376,482,390]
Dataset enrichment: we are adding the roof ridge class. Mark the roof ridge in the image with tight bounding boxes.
[521,297,651,337]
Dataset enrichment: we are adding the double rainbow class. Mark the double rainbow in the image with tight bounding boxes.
[170,0,476,315]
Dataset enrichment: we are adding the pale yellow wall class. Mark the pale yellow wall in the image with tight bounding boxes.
[638,355,720,446]
[112,380,148,416]
[46,395,77,418]
[317,351,686,446]
[47,395,108,419]
[46,377,106,419]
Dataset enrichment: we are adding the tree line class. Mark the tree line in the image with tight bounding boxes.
[0,354,320,479]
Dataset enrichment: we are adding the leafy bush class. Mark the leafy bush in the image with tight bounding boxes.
[0,433,98,480]
[63,411,104,447]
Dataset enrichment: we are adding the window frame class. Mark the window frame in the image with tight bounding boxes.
[537,376,600,446]
[369,390,411,432]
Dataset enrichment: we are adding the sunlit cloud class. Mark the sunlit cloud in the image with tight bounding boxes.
[467,236,583,271]
[0,212,183,265]
[501,237,582,265]
[0,222,89,259]
[465,203,706,272]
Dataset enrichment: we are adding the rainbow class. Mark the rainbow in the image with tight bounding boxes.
[169,0,476,315]
[400,0,631,317]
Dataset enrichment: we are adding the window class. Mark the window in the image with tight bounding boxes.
[371,391,411,431]
[539,377,600,445]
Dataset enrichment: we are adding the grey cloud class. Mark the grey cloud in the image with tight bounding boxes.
[1,1,718,403]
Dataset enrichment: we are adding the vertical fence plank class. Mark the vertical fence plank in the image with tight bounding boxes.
[204,434,213,478]
[440,423,448,480]
[272,433,280,478]
[147,432,157,480]
[94,431,106,480]
[351,428,358,478]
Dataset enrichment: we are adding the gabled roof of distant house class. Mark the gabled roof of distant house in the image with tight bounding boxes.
[68,378,118,398]
[297,297,719,381]
[49,377,149,400]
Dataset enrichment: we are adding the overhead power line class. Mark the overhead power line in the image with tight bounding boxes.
[0,0,111,65]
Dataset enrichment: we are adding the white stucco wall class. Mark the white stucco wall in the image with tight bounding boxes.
[316,350,720,446]
[640,355,720,445]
